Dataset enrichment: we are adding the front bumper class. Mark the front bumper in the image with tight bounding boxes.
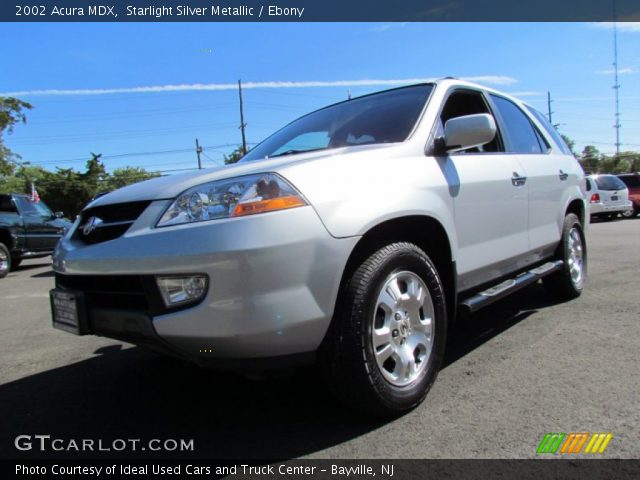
[53,202,358,363]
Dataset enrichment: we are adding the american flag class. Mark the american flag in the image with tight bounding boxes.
[30,183,40,203]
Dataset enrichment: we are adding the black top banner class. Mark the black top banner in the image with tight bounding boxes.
[3,0,640,22]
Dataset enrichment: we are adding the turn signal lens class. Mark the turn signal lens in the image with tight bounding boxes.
[231,195,306,217]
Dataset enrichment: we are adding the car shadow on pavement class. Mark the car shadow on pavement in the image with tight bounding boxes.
[444,283,562,369]
[14,262,51,273]
[1,284,561,460]
[30,269,55,278]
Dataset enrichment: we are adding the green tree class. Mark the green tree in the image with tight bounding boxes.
[561,134,576,157]
[0,97,33,175]
[103,166,160,191]
[223,146,245,165]
[580,145,600,174]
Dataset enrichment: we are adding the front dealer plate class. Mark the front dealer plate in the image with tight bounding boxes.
[50,289,87,335]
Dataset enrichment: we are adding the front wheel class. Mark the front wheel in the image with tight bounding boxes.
[320,242,447,416]
[543,213,586,300]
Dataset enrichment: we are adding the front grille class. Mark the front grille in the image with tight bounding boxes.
[56,273,151,311]
[73,201,151,245]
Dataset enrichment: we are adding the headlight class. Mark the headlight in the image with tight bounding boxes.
[157,173,307,227]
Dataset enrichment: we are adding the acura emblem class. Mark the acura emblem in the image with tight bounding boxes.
[82,216,102,235]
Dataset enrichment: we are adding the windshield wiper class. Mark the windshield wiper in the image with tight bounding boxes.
[267,147,328,159]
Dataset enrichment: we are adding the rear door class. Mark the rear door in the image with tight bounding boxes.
[488,95,569,253]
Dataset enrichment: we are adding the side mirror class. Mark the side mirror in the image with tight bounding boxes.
[54,211,64,219]
[444,113,496,152]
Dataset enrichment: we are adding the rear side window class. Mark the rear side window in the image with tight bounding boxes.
[595,175,627,191]
[526,106,573,155]
[490,95,543,154]
[618,175,640,188]
[0,196,17,213]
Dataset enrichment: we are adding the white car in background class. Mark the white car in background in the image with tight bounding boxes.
[586,174,632,221]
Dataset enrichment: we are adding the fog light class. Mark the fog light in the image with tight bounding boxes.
[156,275,208,308]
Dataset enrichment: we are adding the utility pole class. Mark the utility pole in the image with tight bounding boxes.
[238,79,247,155]
[547,91,553,125]
[195,138,202,169]
[612,0,622,157]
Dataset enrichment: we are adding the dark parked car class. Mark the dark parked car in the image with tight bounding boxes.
[617,173,640,218]
[0,193,71,278]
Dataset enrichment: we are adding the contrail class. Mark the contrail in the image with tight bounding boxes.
[1,76,517,97]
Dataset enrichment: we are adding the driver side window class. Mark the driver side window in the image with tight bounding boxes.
[438,90,503,154]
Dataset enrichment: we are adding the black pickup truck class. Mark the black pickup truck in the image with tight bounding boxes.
[0,193,71,278]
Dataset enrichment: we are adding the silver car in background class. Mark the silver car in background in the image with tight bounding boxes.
[586,174,632,221]
[51,79,587,416]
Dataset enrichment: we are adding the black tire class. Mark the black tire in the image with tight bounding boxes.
[542,213,586,300]
[622,207,638,219]
[0,243,11,279]
[11,257,22,269]
[320,242,447,416]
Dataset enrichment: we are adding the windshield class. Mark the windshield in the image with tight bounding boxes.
[14,196,54,217]
[595,175,627,191]
[241,84,433,162]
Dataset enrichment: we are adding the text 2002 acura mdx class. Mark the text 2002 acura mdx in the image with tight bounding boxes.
[52,79,587,415]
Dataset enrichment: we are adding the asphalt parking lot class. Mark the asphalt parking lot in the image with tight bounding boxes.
[1,218,639,460]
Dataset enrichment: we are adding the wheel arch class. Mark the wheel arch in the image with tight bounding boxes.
[565,197,586,227]
[0,228,14,251]
[336,215,457,327]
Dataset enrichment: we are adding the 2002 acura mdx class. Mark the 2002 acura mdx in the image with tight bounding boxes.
[51,79,587,415]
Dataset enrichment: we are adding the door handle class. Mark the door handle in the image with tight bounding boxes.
[559,170,569,181]
[511,172,527,187]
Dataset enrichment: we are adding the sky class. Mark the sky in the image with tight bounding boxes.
[1,22,639,175]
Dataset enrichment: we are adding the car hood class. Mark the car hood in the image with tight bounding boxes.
[87,143,400,209]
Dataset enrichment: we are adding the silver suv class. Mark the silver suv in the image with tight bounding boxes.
[51,79,587,415]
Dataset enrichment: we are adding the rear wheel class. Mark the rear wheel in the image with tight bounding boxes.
[543,213,586,300]
[320,242,447,416]
[0,243,11,279]
[622,207,638,218]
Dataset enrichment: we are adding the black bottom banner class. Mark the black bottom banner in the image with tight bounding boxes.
[5,459,640,480]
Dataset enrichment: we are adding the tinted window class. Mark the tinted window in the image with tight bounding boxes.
[490,95,543,153]
[242,85,432,162]
[526,106,573,155]
[0,195,17,212]
[438,90,502,153]
[618,175,640,188]
[595,175,627,191]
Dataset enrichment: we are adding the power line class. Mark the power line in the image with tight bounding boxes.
[238,80,247,155]
[24,143,255,166]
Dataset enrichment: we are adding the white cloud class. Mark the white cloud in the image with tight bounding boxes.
[0,76,518,97]
[371,23,407,32]
[505,91,545,97]
[592,22,640,32]
[595,67,635,75]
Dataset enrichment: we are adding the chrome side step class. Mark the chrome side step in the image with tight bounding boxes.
[459,260,563,314]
